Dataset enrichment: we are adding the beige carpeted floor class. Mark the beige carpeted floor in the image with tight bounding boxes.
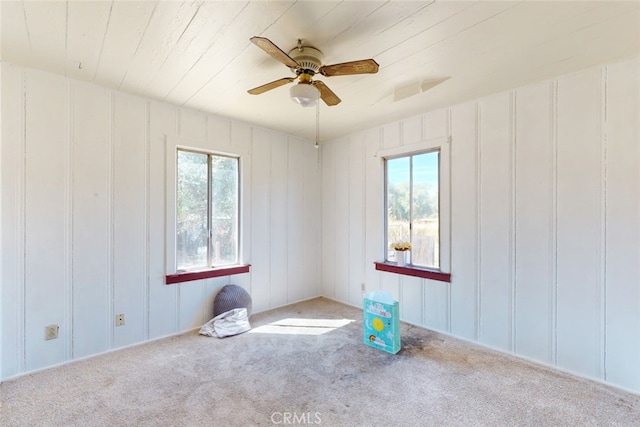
[1,297,639,426]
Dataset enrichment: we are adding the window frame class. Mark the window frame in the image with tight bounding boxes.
[376,136,451,277]
[384,149,441,269]
[165,136,249,283]
[176,148,240,271]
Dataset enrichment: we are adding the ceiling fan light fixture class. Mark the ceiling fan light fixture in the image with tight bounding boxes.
[290,83,319,107]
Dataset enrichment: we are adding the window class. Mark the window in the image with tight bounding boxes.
[176,149,239,270]
[385,150,440,269]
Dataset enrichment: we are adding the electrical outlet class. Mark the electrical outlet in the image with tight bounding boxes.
[45,325,59,340]
[361,283,366,291]
[115,313,125,327]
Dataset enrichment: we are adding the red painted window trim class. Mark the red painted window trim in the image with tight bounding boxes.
[166,264,251,285]
[374,262,451,283]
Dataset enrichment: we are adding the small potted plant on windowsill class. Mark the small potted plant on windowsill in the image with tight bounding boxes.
[390,241,411,267]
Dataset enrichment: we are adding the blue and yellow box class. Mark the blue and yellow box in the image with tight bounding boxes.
[363,292,400,354]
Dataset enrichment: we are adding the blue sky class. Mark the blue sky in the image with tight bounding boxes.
[387,151,439,185]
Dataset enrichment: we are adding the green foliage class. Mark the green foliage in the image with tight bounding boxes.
[210,156,238,263]
[387,181,438,221]
[177,151,208,268]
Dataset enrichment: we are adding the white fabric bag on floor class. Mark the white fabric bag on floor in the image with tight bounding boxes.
[199,308,251,338]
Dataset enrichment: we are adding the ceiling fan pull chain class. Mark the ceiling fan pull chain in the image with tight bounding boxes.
[315,100,320,149]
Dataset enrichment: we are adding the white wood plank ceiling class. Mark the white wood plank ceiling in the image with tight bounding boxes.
[1,1,639,141]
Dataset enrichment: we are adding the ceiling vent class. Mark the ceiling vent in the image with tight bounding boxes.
[393,78,450,102]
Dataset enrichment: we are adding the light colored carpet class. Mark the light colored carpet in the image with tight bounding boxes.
[1,297,639,426]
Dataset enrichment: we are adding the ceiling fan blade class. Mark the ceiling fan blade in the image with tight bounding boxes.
[250,36,300,69]
[247,77,296,95]
[312,80,341,106]
[319,59,379,77]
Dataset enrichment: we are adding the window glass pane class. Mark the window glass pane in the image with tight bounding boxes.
[412,151,439,268]
[210,156,239,266]
[386,156,410,262]
[177,150,209,269]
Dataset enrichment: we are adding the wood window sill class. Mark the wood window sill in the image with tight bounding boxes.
[374,262,451,283]
[166,264,251,285]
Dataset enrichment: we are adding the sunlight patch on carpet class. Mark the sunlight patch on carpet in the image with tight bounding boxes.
[249,318,355,335]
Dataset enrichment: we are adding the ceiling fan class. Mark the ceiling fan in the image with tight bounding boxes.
[247,36,379,107]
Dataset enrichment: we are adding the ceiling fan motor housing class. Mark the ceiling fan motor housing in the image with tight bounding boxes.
[289,46,323,75]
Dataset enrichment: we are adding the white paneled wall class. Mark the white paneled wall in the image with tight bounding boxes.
[1,63,321,380]
[1,55,638,396]
[555,68,604,378]
[71,81,111,359]
[605,60,640,390]
[513,81,555,365]
[478,93,514,351]
[321,57,640,393]
[449,102,479,341]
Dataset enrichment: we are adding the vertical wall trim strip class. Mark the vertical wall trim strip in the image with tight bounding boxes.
[285,137,290,304]
[361,137,367,304]
[333,141,339,298]
[108,91,115,349]
[267,134,273,305]
[447,107,452,333]
[475,103,481,341]
[551,80,559,366]
[174,111,180,330]
[328,143,335,297]
[375,128,383,293]
[346,136,352,304]
[318,137,323,296]
[66,80,73,361]
[420,280,426,326]
[202,117,210,326]
[19,70,27,372]
[144,100,150,340]
[510,91,517,352]
[248,128,254,297]
[600,66,608,380]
